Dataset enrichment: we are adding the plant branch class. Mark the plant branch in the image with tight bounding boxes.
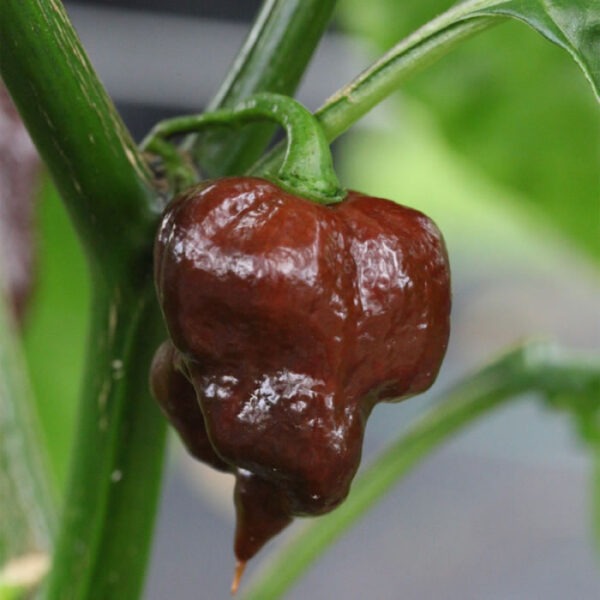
[1,3,169,599]
[253,0,600,178]
[242,341,600,599]
[317,19,495,140]
[189,0,338,177]
[42,280,167,600]
[0,0,158,277]
[317,0,600,136]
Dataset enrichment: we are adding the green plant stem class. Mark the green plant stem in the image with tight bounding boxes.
[144,94,345,203]
[189,0,338,177]
[0,0,158,276]
[317,19,496,140]
[1,2,168,599]
[242,342,600,600]
[42,280,166,600]
[250,8,499,177]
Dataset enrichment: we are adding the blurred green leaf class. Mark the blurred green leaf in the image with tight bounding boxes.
[471,0,600,101]
[23,181,89,490]
[339,0,600,262]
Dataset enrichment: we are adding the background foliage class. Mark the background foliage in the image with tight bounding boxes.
[1,0,598,598]
[339,0,600,263]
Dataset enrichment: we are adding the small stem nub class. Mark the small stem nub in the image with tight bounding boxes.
[230,560,247,596]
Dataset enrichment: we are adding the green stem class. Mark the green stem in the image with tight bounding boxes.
[0,0,158,277]
[42,279,167,600]
[189,0,338,177]
[317,6,498,140]
[144,94,345,204]
[1,2,168,599]
[242,342,600,599]
[250,7,499,176]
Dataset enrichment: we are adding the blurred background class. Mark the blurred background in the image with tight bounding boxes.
[19,1,600,598]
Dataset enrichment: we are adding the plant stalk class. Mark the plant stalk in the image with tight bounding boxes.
[189,0,338,177]
[1,2,168,598]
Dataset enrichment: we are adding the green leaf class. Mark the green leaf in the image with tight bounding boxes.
[469,0,600,101]
[466,3,600,261]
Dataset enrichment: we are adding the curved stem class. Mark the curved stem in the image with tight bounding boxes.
[144,94,345,204]
[188,0,338,177]
[242,342,600,599]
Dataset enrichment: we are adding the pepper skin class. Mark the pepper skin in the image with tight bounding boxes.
[152,176,451,564]
[150,339,229,472]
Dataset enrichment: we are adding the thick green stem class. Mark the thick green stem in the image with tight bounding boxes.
[42,278,166,600]
[0,0,158,277]
[189,0,338,177]
[144,93,344,203]
[250,9,499,177]
[1,2,168,599]
[317,19,496,140]
[242,342,600,599]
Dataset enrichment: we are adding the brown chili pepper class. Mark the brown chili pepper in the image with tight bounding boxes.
[151,176,451,580]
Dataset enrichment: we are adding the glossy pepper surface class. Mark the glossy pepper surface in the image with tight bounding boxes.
[151,175,451,568]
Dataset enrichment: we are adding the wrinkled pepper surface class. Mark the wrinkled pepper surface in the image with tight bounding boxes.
[151,175,451,572]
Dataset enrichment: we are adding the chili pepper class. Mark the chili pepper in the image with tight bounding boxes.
[147,94,451,591]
